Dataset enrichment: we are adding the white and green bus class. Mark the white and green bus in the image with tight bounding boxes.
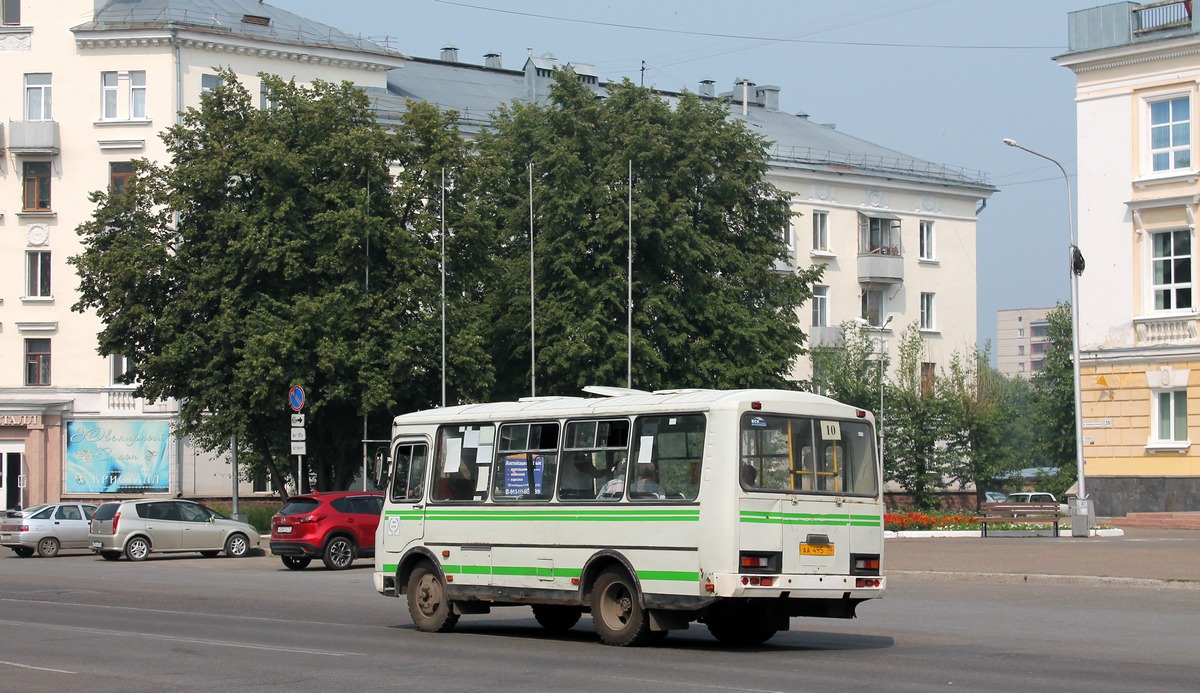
[372,387,884,646]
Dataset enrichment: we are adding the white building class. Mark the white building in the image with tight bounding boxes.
[0,0,402,511]
[1056,0,1200,515]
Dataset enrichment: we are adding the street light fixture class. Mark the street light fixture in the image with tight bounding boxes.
[1003,137,1089,537]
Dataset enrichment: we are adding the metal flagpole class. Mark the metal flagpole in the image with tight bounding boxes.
[627,159,633,389]
[441,168,447,408]
[529,163,536,397]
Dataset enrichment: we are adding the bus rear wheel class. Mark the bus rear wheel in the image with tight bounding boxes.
[532,604,583,633]
[592,567,652,646]
[407,562,459,633]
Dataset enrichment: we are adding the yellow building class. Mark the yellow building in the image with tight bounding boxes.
[1057,1,1200,516]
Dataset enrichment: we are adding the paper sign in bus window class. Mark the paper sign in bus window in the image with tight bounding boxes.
[637,435,655,465]
[444,437,462,473]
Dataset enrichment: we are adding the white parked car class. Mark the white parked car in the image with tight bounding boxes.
[2,503,98,557]
[1004,492,1069,515]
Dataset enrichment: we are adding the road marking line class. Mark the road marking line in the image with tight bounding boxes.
[0,660,76,674]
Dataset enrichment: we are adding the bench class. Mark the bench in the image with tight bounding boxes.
[978,502,1065,537]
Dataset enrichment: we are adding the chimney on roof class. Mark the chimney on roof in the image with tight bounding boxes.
[484,51,502,68]
[698,78,715,98]
[441,43,459,62]
[755,85,780,111]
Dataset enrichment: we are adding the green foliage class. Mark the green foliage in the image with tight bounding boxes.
[474,72,820,396]
[72,70,487,496]
[808,320,884,413]
[941,343,1026,506]
[1031,302,1079,497]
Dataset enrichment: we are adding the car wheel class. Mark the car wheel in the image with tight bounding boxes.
[200,550,220,558]
[124,536,150,562]
[12,546,34,558]
[532,604,583,633]
[406,561,459,633]
[37,536,61,558]
[281,555,311,570]
[100,551,121,561]
[224,533,249,558]
[592,567,653,647]
[322,536,355,570]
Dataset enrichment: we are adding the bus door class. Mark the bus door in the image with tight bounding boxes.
[384,440,429,553]
[740,415,850,576]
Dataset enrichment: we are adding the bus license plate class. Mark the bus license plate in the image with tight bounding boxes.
[800,543,834,556]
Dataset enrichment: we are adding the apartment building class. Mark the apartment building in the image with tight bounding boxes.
[0,0,402,511]
[0,0,993,511]
[996,307,1053,379]
[1056,0,1200,515]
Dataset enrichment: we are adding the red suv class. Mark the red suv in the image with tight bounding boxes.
[270,491,383,570]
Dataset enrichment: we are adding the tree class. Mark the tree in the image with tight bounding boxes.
[473,72,822,397]
[808,320,886,414]
[941,344,1024,507]
[1031,302,1078,498]
[885,324,956,510]
[71,70,486,496]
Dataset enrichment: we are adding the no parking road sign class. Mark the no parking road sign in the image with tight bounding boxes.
[289,385,306,412]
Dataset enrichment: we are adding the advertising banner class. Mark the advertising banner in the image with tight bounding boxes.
[65,421,171,494]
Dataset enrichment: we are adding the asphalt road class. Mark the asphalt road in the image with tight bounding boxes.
[0,538,1197,693]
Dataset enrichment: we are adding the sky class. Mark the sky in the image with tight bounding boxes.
[275,0,1095,354]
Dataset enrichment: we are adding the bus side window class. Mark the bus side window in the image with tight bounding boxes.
[433,425,492,502]
[390,443,429,502]
[493,422,559,501]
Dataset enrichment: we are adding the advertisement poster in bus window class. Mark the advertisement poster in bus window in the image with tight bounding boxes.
[502,454,543,496]
[65,420,170,494]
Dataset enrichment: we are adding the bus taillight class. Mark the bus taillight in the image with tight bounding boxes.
[856,578,882,588]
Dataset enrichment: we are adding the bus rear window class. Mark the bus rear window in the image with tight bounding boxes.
[740,414,878,496]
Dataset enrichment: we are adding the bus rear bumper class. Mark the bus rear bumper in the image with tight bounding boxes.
[708,572,886,601]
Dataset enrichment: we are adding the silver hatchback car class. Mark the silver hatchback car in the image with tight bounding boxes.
[2,503,98,557]
[88,499,260,561]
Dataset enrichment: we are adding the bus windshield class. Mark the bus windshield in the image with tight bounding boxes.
[739,413,878,496]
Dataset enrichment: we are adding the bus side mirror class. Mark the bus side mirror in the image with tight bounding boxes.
[372,449,389,490]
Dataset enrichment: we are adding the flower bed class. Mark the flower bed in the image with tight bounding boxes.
[885,512,978,532]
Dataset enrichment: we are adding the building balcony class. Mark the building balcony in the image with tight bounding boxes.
[857,252,903,284]
[1134,314,1198,345]
[1068,0,1197,53]
[100,388,179,416]
[8,120,60,154]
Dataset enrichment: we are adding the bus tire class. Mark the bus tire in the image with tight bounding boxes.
[407,562,459,633]
[592,567,652,646]
[532,604,583,633]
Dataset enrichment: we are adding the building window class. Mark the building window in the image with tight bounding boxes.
[812,211,829,252]
[1152,229,1192,311]
[1150,96,1191,172]
[1018,362,1026,373]
[201,73,222,93]
[782,217,795,259]
[920,292,935,330]
[25,339,50,386]
[1156,389,1188,442]
[110,161,135,196]
[101,72,118,119]
[1018,345,1025,355]
[811,285,828,327]
[23,161,51,211]
[102,71,147,120]
[921,362,936,395]
[111,354,131,385]
[2,0,20,25]
[1018,327,1026,338]
[858,214,900,255]
[26,250,50,297]
[131,71,146,118]
[919,220,935,260]
[861,289,885,327]
[25,73,52,121]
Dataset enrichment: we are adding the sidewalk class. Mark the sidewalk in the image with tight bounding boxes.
[885,527,1200,587]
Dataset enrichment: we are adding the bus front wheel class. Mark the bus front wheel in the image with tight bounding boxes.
[407,562,460,633]
[592,567,652,646]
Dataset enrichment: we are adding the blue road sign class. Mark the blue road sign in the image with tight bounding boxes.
[289,386,306,412]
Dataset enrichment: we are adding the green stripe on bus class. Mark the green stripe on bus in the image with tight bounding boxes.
[739,510,881,527]
[382,562,696,583]
[416,509,699,522]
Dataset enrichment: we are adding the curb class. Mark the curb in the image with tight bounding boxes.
[887,569,1200,590]
[885,528,1125,539]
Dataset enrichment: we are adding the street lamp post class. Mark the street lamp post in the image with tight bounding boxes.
[1003,138,1089,537]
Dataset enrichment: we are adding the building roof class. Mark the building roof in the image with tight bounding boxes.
[371,55,993,193]
[75,0,402,58]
